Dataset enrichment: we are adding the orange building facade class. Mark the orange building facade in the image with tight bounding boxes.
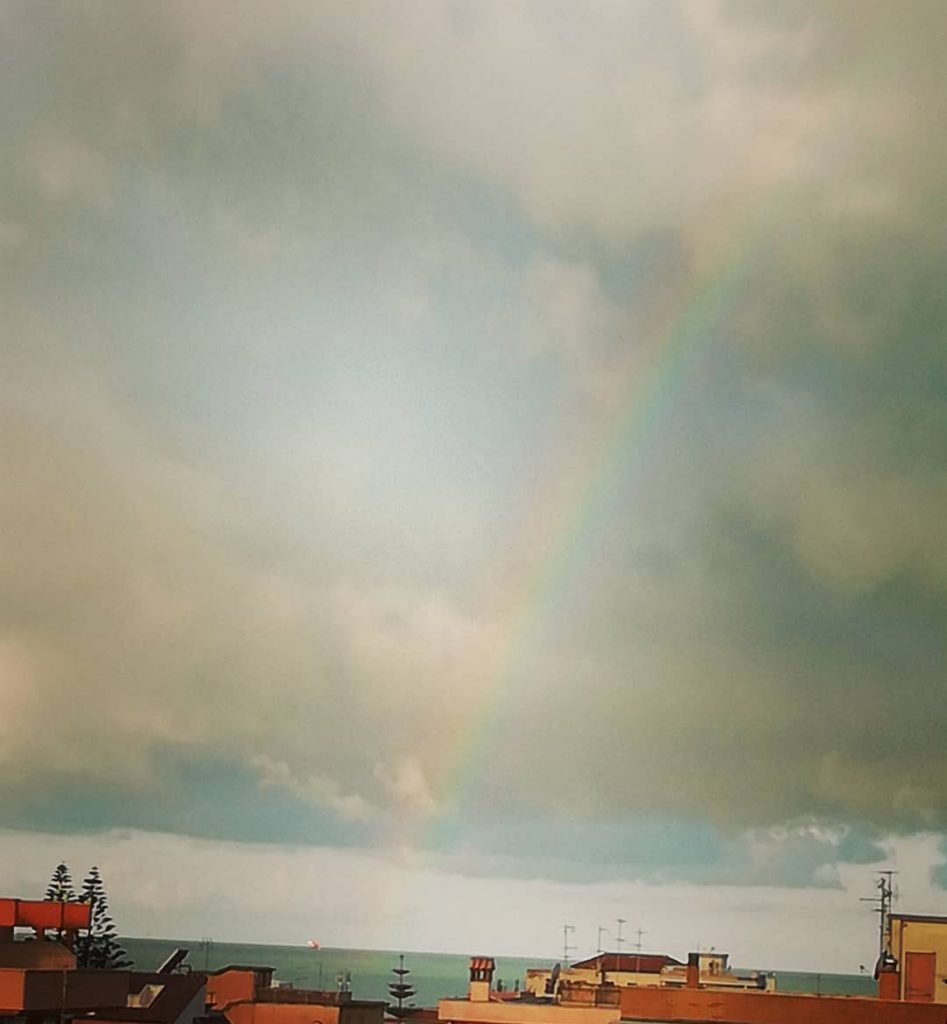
[206,966,384,1024]
[618,984,947,1024]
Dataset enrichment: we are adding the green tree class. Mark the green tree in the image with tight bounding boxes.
[43,862,79,941]
[388,954,416,1020]
[44,862,78,903]
[76,866,133,970]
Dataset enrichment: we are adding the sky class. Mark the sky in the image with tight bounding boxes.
[2,0,947,974]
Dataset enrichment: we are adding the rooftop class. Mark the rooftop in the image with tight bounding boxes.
[569,953,683,973]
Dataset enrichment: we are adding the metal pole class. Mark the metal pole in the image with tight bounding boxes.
[860,871,897,960]
[879,871,895,955]
[562,924,575,963]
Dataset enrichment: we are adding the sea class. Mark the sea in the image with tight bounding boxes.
[121,938,876,1005]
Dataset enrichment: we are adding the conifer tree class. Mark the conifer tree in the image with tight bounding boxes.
[388,954,416,1020]
[76,866,133,970]
[44,862,78,903]
[43,863,78,941]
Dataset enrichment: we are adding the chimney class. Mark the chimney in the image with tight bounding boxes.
[469,958,495,1002]
[685,953,700,989]
[877,958,900,1001]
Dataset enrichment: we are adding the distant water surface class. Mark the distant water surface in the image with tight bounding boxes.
[121,938,875,1005]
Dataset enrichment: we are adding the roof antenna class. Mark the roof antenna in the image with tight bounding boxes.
[562,924,576,964]
[860,870,897,959]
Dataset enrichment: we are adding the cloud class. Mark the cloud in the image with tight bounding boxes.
[0,329,491,821]
[301,2,841,237]
[253,755,373,823]
[0,825,935,969]
[2,0,947,887]
[374,757,437,818]
[1,823,937,966]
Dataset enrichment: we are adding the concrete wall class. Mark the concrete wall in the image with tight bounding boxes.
[439,998,619,1024]
[224,1000,342,1024]
[0,941,75,970]
[524,968,663,997]
[18,968,129,1011]
[659,967,774,993]
[98,984,209,1024]
[525,966,768,998]
[207,969,259,1008]
[0,970,25,1013]
[169,983,209,1024]
[339,1003,386,1024]
[210,970,384,1024]
[620,985,947,1023]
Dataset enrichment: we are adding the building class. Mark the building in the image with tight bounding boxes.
[439,952,947,1024]
[524,954,681,996]
[888,913,947,1003]
[0,898,89,974]
[525,954,679,996]
[524,951,771,996]
[441,959,620,1024]
[0,898,206,1024]
[0,896,384,1024]
[205,966,384,1024]
[656,952,774,993]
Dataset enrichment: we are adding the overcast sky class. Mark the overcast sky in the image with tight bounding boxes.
[2,0,947,973]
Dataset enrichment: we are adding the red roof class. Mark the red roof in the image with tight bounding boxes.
[469,958,495,971]
[570,953,682,974]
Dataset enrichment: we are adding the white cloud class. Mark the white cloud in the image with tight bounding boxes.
[374,757,437,817]
[2,827,944,971]
[291,2,847,238]
[253,755,373,823]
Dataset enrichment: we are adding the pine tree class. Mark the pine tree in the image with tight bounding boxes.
[388,954,416,1020]
[44,863,78,903]
[76,866,133,970]
[43,863,78,941]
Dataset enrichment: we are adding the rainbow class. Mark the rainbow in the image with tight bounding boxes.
[433,197,769,823]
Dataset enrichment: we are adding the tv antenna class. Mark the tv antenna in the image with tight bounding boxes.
[616,918,626,956]
[562,924,576,963]
[596,926,607,955]
[634,928,645,972]
[860,870,897,956]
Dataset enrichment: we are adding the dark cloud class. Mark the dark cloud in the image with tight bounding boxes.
[2,0,946,885]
